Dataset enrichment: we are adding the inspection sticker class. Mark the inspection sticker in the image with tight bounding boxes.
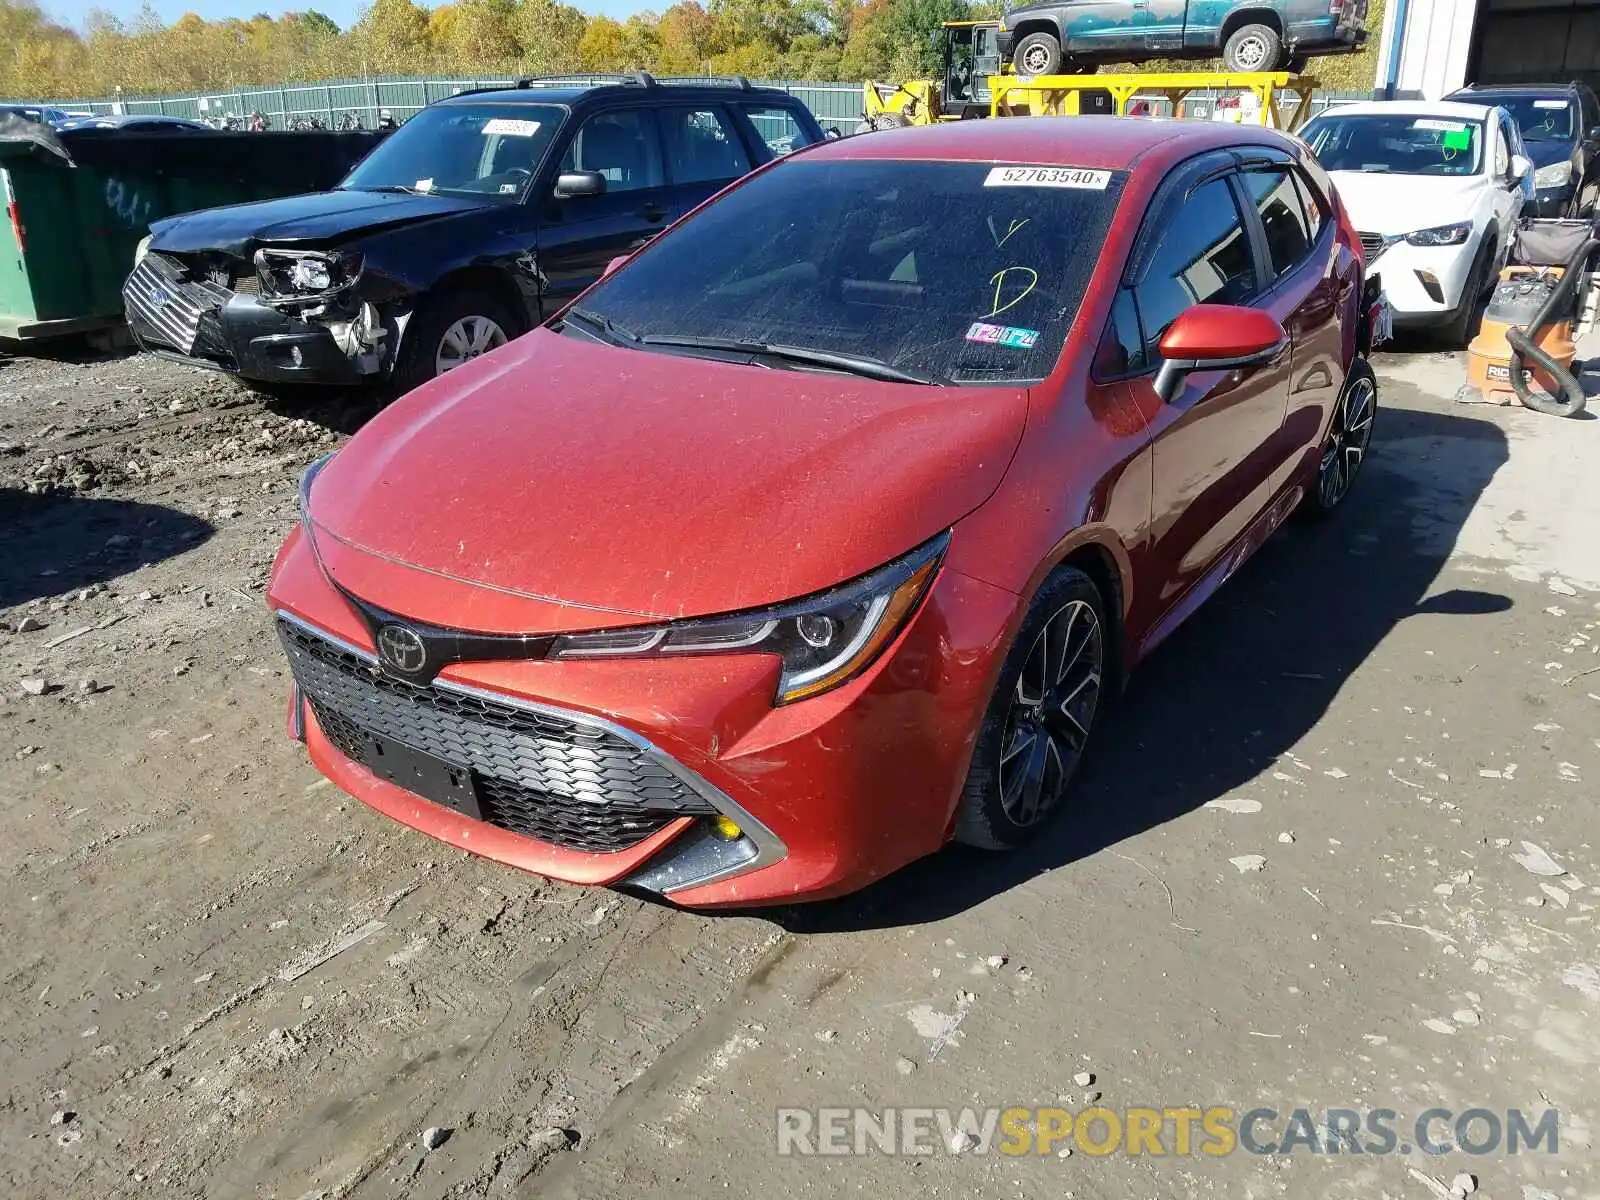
[984,166,1111,190]
[1413,119,1467,132]
[966,322,1040,348]
[482,118,542,136]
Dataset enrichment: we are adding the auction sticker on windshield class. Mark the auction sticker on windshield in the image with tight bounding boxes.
[1413,119,1467,132]
[482,118,541,137]
[984,166,1111,189]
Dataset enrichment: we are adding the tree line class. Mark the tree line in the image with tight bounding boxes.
[1,0,1381,103]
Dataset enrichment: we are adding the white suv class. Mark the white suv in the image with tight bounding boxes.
[1300,100,1530,342]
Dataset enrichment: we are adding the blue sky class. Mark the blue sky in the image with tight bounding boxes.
[45,0,645,32]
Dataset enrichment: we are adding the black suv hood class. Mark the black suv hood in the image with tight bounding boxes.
[149,189,487,256]
[1522,137,1576,168]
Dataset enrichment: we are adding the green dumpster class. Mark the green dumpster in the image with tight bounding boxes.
[0,121,387,343]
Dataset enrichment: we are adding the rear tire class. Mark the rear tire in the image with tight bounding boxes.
[1223,23,1284,72]
[393,287,518,395]
[1014,31,1064,75]
[868,112,913,131]
[954,568,1108,850]
[1300,358,1377,520]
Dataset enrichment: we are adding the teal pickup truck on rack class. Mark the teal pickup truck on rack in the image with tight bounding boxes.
[996,0,1367,76]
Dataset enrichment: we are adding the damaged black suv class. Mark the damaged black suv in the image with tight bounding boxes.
[123,75,824,390]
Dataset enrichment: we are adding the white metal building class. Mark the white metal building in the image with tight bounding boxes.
[1374,0,1600,97]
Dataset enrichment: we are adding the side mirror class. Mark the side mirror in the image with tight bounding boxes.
[1152,305,1287,403]
[1588,125,1600,142]
[1512,153,1532,180]
[553,170,606,200]
[603,254,630,278]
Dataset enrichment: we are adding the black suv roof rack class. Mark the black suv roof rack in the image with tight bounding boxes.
[448,73,760,102]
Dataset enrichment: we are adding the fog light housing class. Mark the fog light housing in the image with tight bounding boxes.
[289,345,304,367]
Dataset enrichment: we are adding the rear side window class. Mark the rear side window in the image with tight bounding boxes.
[1241,169,1314,280]
[742,104,817,157]
[660,107,752,184]
[1290,169,1326,241]
[1131,177,1256,360]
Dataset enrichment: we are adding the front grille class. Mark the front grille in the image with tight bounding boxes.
[1357,232,1391,261]
[279,616,715,854]
[123,253,232,354]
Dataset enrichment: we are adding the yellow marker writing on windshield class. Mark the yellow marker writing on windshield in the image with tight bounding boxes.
[986,267,1038,318]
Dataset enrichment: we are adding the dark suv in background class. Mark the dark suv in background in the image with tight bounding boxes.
[1447,82,1600,216]
[123,76,824,392]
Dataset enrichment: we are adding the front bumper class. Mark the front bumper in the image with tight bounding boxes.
[123,254,383,385]
[1361,237,1479,326]
[267,524,1021,907]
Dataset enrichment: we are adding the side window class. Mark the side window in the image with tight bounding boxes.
[1130,177,1257,363]
[1095,288,1146,377]
[559,110,664,194]
[1492,114,1511,177]
[1289,169,1326,242]
[1241,168,1314,281]
[660,106,752,185]
[742,104,817,157]
[1580,88,1598,135]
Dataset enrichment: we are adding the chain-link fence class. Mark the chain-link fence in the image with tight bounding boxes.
[53,73,1364,131]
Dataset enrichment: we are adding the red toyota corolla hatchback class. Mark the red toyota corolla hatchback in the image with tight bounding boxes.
[269,117,1381,907]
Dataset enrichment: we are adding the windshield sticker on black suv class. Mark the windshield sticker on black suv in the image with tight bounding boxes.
[482,118,542,137]
[984,166,1111,190]
[966,322,1040,349]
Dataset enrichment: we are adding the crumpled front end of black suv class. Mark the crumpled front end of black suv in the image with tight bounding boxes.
[124,242,390,385]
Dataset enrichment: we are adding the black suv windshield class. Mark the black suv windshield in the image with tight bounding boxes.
[1302,113,1485,176]
[342,103,565,200]
[1477,95,1575,141]
[568,158,1126,384]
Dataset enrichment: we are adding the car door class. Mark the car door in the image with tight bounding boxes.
[1061,0,1142,56]
[1578,87,1600,209]
[1488,109,1525,256]
[533,107,671,317]
[1111,158,1295,635]
[657,103,754,221]
[1236,156,1352,495]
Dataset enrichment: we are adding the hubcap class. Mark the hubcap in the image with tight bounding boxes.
[1236,35,1268,69]
[1319,376,1375,508]
[436,315,508,375]
[998,600,1103,827]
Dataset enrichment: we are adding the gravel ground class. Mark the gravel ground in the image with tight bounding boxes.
[0,344,1596,1200]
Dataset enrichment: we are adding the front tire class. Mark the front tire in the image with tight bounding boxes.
[1301,358,1377,519]
[393,287,517,395]
[954,568,1108,850]
[1223,23,1284,72]
[1443,238,1494,347]
[1014,31,1064,75]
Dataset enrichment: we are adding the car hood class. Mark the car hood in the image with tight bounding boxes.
[1328,171,1488,235]
[1521,138,1576,168]
[304,329,1030,633]
[149,189,486,255]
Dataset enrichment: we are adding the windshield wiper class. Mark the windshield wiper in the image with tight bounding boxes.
[351,184,425,195]
[563,307,641,346]
[637,334,937,385]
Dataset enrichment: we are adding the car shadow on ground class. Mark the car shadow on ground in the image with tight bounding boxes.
[770,399,1513,933]
[253,385,391,436]
[0,488,214,608]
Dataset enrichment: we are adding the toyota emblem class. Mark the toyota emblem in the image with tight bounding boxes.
[377,624,427,673]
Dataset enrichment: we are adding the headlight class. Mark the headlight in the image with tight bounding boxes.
[256,248,363,297]
[1405,222,1472,247]
[551,534,948,705]
[1534,161,1573,188]
[134,234,151,266]
[298,451,336,519]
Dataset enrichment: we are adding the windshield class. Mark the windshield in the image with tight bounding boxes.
[1478,95,1575,141]
[341,103,565,200]
[1302,113,1485,176]
[566,159,1125,384]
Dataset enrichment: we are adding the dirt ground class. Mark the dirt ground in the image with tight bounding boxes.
[0,342,1596,1200]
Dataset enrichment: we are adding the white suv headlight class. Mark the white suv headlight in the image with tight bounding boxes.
[1405,222,1472,247]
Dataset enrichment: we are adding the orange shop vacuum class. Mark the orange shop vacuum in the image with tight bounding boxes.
[1464,217,1598,417]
